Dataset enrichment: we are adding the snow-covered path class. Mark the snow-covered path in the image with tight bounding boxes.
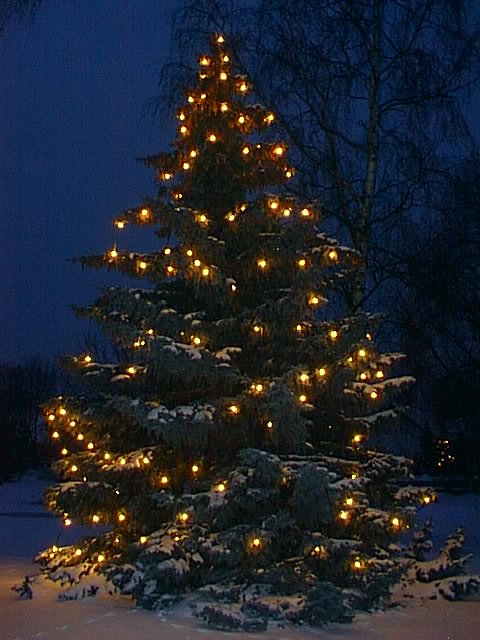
[1,473,480,640]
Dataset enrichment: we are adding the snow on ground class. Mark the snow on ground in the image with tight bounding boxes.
[1,472,480,640]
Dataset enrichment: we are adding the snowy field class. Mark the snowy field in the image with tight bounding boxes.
[1,472,480,640]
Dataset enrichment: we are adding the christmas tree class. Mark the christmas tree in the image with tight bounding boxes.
[39,34,433,627]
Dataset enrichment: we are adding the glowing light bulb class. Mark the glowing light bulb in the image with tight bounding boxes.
[127,366,136,375]
[352,434,363,444]
[351,472,358,480]
[253,324,262,333]
[199,56,210,66]
[223,54,230,62]
[296,324,303,333]
[193,259,201,267]
[115,220,125,229]
[179,512,189,522]
[61,448,68,455]
[104,452,111,461]
[84,355,92,364]
[238,115,245,124]
[219,71,228,81]
[353,559,363,570]
[118,513,126,522]
[120,457,126,465]
[187,95,194,103]
[299,372,310,383]
[183,161,190,170]
[370,390,378,399]
[339,510,349,521]
[186,249,193,257]
[142,456,150,465]
[226,212,236,222]
[360,372,367,380]
[300,208,311,217]
[109,248,118,258]
[200,93,207,100]
[192,336,201,346]
[231,283,237,291]
[228,404,239,414]
[87,442,94,450]
[217,35,225,43]
[48,414,55,422]
[52,431,59,439]
[257,258,268,269]
[220,102,228,112]
[202,267,210,276]
[251,537,261,548]
[208,133,217,142]
[70,465,78,472]
[97,554,105,563]
[283,208,291,217]
[198,213,208,224]
[178,112,186,121]
[242,146,250,155]
[239,82,248,92]
[317,367,326,377]
[298,394,307,403]
[329,329,338,340]
[392,517,400,528]
[265,113,275,123]
[92,514,100,523]
[160,475,169,485]
[269,200,279,210]
[311,545,321,557]
[273,146,284,156]
[75,548,82,556]
[216,483,226,492]
[192,464,199,474]
[285,169,293,178]
[189,150,198,159]
[166,265,175,274]
[297,258,306,268]
[64,517,72,527]
[328,249,338,261]
[376,370,384,379]
[345,497,354,506]
[77,433,84,441]
[267,421,273,429]
[138,261,147,270]
[358,348,367,358]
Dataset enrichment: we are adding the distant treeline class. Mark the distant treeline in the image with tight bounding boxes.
[0,357,57,481]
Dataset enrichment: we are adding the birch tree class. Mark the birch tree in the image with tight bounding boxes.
[159,0,480,312]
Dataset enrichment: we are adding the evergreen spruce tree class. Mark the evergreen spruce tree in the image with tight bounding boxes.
[39,34,433,627]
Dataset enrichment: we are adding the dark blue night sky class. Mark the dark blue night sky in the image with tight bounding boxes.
[1,1,178,362]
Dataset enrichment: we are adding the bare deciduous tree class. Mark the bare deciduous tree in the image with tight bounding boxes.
[0,0,41,34]
[158,0,480,312]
